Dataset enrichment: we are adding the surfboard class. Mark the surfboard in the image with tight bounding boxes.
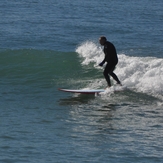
[58,88,105,94]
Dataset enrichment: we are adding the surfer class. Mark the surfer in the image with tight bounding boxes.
[99,36,122,88]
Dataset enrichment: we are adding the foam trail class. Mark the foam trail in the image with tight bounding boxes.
[76,41,163,99]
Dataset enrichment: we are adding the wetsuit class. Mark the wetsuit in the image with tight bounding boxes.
[100,41,121,87]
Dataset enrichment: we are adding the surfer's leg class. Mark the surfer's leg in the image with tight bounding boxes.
[103,65,111,87]
[109,71,121,85]
[106,65,121,85]
[103,70,111,87]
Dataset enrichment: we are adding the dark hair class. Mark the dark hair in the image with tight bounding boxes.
[100,36,107,41]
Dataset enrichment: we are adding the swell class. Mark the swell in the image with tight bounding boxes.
[0,49,78,87]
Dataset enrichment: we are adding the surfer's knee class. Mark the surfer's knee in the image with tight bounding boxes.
[103,70,108,76]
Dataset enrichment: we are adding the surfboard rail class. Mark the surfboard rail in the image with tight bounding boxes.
[58,88,105,94]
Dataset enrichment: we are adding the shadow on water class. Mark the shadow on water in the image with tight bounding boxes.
[58,94,96,105]
[121,89,162,105]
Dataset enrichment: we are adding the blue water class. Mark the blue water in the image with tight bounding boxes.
[0,0,163,162]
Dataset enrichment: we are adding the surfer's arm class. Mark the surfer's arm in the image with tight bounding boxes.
[99,53,108,66]
[99,60,105,67]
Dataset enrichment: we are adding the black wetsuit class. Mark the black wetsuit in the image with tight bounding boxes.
[100,41,121,87]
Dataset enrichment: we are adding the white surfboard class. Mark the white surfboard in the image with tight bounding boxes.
[58,88,105,94]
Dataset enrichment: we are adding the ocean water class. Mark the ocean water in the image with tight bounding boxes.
[0,0,163,162]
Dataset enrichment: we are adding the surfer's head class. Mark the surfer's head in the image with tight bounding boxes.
[99,36,107,45]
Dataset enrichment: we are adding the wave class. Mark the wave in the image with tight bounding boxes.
[76,41,163,100]
[1,47,163,101]
[0,49,77,88]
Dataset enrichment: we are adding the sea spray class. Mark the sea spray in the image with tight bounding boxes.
[76,41,103,65]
